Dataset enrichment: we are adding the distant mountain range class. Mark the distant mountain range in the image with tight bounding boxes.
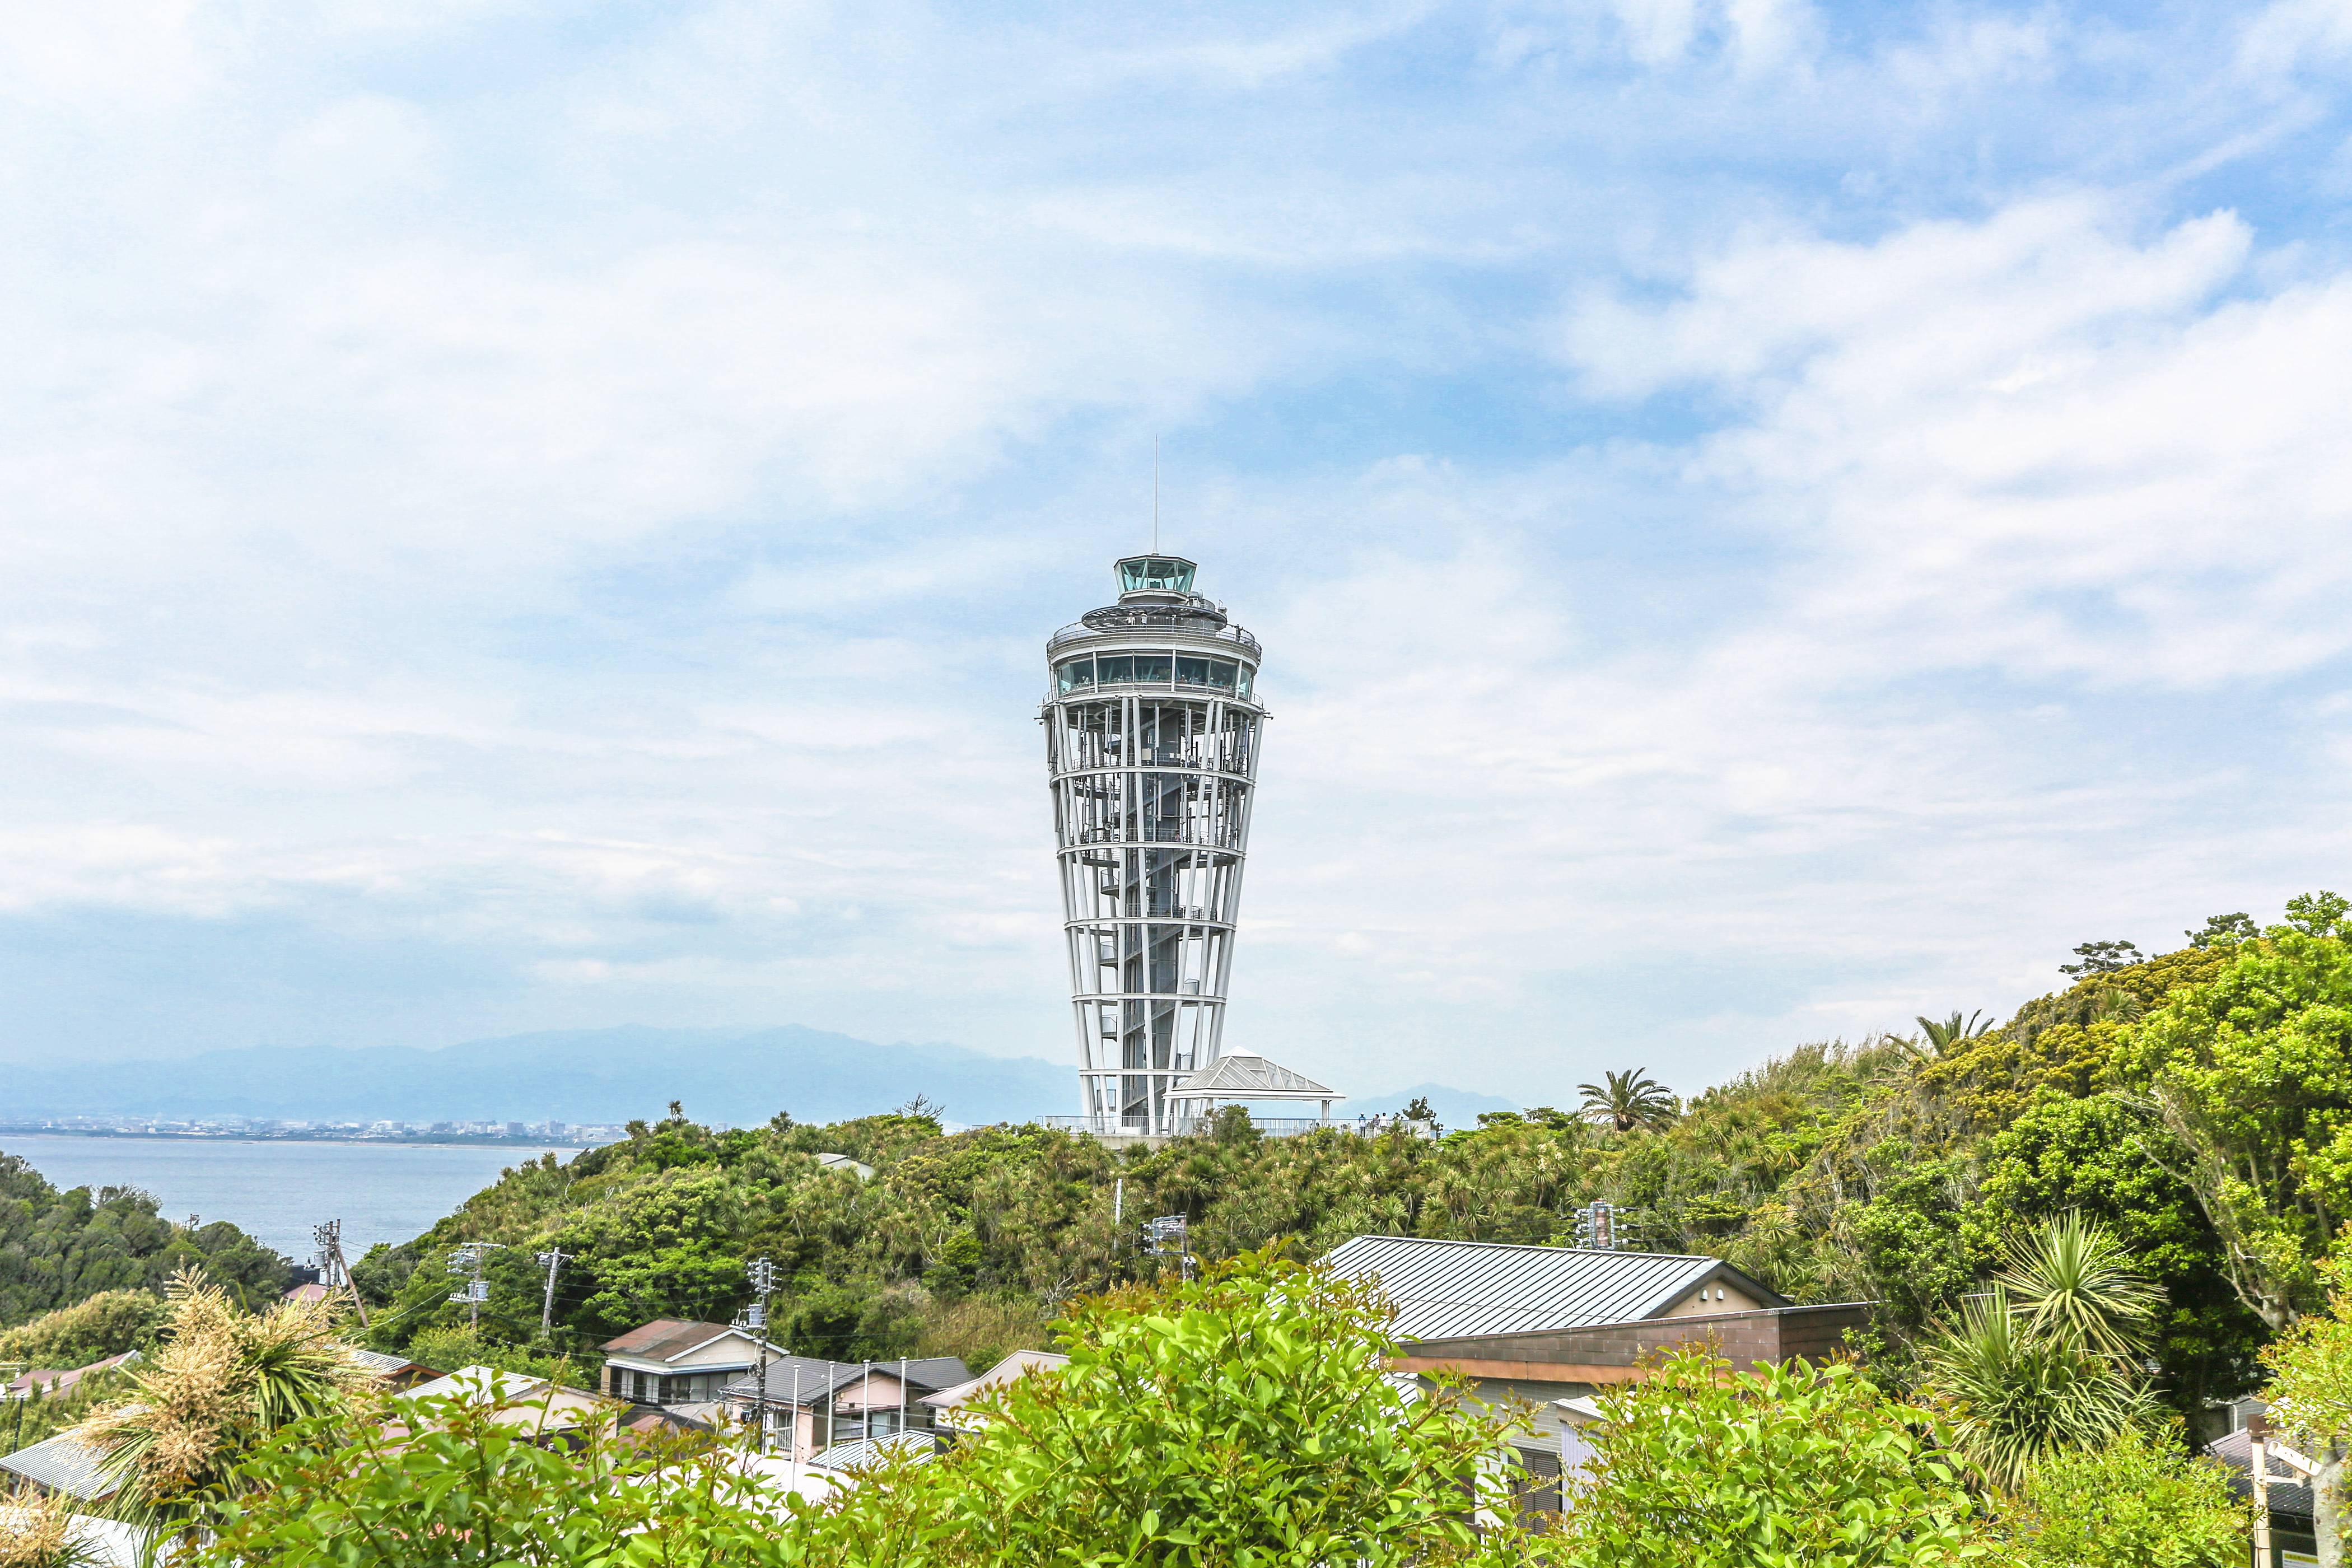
[9,1026,1523,1131]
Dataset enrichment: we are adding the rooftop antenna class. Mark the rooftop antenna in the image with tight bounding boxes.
[1152,436,1160,554]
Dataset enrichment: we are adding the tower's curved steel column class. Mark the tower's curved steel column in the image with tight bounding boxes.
[1042,556,1266,1135]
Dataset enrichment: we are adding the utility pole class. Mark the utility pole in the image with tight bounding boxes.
[741,1257,777,1454]
[2250,1412,2273,1568]
[535,1248,568,1336]
[1144,1214,1192,1282]
[445,1242,503,1330]
[314,1220,370,1328]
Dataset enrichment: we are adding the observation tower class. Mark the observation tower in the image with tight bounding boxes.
[1043,556,1266,1135]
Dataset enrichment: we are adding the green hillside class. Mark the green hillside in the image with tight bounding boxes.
[0,1160,293,1331]
[354,897,2352,1421]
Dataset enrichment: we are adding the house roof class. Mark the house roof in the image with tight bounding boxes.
[1323,1234,1786,1340]
[918,1350,1070,1413]
[600,1319,743,1363]
[4,1351,138,1399]
[1165,1052,1340,1102]
[283,1282,333,1304]
[724,1355,973,1404]
[2209,1429,2318,1523]
[348,1349,436,1380]
[0,1431,119,1501]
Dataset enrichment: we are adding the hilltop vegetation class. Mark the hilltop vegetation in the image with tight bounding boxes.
[352,895,2352,1429]
[0,1158,292,1332]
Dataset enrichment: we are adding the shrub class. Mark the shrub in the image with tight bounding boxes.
[1555,1349,2001,1568]
[2010,1427,2244,1567]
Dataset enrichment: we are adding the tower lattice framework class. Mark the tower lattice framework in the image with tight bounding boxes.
[1042,555,1266,1135]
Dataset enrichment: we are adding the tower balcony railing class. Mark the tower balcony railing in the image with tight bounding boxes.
[1067,824,1244,849]
[1047,620,1262,658]
[1035,1114,1421,1140]
[1051,753,1256,778]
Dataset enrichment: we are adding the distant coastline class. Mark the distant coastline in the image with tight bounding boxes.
[0,1125,608,1150]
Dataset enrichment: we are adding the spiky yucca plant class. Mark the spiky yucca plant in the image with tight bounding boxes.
[2000,1211,2161,1359]
[77,1270,373,1526]
[0,1491,102,1568]
[1923,1285,2161,1493]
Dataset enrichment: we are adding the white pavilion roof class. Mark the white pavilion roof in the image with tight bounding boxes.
[1165,1052,1341,1102]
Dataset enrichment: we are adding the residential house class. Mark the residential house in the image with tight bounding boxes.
[3,1351,138,1402]
[394,1365,618,1443]
[348,1348,439,1389]
[918,1350,1070,1433]
[1323,1234,1873,1499]
[721,1355,972,1460]
[599,1319,766,1407]
[2209,1427,2321,1566]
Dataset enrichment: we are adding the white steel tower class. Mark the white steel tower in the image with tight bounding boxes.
[1043,556,1265,1135]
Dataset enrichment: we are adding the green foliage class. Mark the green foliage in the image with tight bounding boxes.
[810,1252,1508,1566]
[2117,926,2352,1327]
[0,1154,292,1328]
[1553,1348,1998,1567]
[0,1360,138,1454]
[1922,1217,2163,1493]
[2185,912,2258,949]
[0,1290,162,1366]
[200,1394,762,1567]
[403,1323,594,1389]
[204,1253,1519,1568]
[1922,1286,2159,1494]
[2011,1429,2245,1568]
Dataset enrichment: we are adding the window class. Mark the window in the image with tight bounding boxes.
[1207,660,1236,691]
[1235,664,1253,698]
[1117,556,1197,593]
[1057,657,1094,694]
[1174,656,1212,687]
[1132,654,1172,682]
[1097,654,1133,683]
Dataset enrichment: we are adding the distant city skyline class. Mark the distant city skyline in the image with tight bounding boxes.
[4,4,2351,1103]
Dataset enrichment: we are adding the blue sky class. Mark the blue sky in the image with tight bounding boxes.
[6,0,2352,1107]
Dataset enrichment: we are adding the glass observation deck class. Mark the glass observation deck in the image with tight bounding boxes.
[1117,556,1197,594]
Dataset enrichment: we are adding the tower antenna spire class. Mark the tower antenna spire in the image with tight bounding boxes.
[1152,436,1159,553]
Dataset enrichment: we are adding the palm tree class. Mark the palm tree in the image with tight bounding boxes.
[1905,1010,1996,1062]
[1576,1070,1678,1133]
[79,1270,372,1527]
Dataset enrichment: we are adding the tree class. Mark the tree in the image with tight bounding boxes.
[1909,1011,1996,1060]
[2285,892,2352,940]
[2116,927,2352,1330]
[1576,1071,1678,1133]
[1553,1348,1998,1567]
[77,1270,372,1527]
[2259,1262,2352,1566]
[2183,912,2257,949]
[2061,940,2143,976]
[2012,1427,2244,1568]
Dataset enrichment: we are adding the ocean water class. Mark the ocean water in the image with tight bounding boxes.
[0,1135,582,1261]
